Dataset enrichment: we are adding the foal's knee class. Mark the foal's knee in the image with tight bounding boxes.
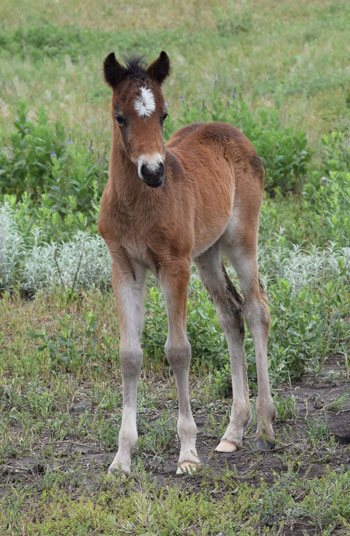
[119,348,142,378]
[165,338,191,373]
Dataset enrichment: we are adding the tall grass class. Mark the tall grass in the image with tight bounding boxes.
[1,1,350,144]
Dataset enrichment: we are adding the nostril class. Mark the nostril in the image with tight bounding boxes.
[140,163,147,178]
[138,160,165,187]
[140,162,164,180]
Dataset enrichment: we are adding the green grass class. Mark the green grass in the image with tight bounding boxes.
[1,289,349,532]
[1,1,350,146]
[1,466,350,534]
[1,0,350,534]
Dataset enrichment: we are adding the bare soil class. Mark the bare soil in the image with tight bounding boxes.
[1,355,350,535]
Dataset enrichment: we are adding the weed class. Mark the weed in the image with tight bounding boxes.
[322,394,350,414]
[0,102,108,233]
[275,395,297,422]
[306,418,331,443]
[137,410,177,462]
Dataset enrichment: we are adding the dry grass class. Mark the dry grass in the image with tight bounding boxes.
[1,0,223,31]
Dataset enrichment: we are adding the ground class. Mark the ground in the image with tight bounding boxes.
[1,352,349,535]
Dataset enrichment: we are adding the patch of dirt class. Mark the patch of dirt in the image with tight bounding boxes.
[1,355,349,503]
[147,355,350,487]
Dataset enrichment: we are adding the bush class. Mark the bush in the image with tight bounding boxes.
[0,101,107,232]
[0,202,111,294]
[142,237,350,386]
[0,203,24,291]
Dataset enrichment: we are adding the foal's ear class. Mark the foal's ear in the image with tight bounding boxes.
[103,52,127,88]
[146,51,170,85]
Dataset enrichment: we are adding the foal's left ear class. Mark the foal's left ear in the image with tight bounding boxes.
[146,51,170,85]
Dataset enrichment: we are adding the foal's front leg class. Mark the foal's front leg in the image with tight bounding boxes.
[160,260,199,474]
[108,260,146,476]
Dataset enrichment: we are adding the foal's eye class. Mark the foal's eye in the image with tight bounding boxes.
[114,113,125,125]
[161,112,168,123]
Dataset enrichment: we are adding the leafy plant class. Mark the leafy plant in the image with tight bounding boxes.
[275,395,297,421]
[0,101,107,230]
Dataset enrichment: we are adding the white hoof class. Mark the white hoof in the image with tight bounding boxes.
[108,462,129,478]
[215,439,239,453]
[176,461,199,475]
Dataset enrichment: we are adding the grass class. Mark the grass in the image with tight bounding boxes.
[1,1,350,146]
[1,0,350,534]
[2,470,350,535]
[1,290,350,534]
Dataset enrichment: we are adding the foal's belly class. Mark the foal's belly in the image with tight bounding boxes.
[191,183,234,258]
[191,221,228,258]
[191,207,233,258]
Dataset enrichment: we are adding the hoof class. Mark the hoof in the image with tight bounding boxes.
[256,437,274,451]
[176,461,199,475]
[215,439,239,453]
[108,463,129,478]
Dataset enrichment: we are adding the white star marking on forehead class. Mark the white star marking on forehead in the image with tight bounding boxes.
[134,86,156,118]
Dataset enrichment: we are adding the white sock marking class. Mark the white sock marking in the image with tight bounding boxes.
[134,87,156,118]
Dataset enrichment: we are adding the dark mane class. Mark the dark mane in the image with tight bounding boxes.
[123,56,149,81]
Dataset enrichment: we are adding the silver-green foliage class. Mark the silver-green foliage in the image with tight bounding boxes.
[258,234,350,296]
[22,231,111,293]
[0,202,111,293]
[3,197,349,293]
[0,202,24,290]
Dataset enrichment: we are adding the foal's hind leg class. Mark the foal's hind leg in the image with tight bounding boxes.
[195,244,251,452]
[223,240,276,449]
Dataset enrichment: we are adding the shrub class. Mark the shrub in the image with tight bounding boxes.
[0,202,111,294]
[283,133,350,248]
[0,101,107,231]
[1,193,92,244]
[0,203,24,291]
[21,231,111,294]
[143,237,350,386]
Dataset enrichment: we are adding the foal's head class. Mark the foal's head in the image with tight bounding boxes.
[104,51,170,188]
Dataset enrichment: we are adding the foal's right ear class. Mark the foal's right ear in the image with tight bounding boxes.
[103,52,127,88]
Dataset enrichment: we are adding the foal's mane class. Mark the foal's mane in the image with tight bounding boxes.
[123,56,149,82]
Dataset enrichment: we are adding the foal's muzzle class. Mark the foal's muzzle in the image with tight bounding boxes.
[140,161,165,188]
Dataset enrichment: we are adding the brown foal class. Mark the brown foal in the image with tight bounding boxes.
[98,51,276,475]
